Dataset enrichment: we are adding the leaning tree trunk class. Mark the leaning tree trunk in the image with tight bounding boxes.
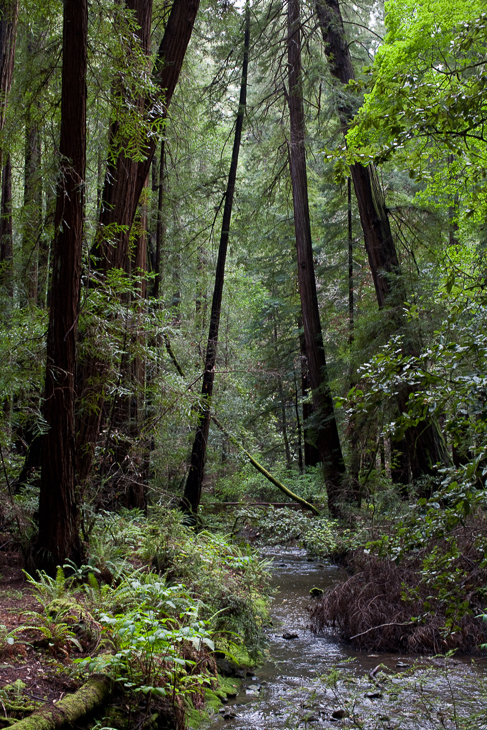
[181,5,250,515]
[92,0,200,275]
[315,0,450,485]
[315,0,400,308]
[287,0,346,517]
[36,0,87,573]
[76,0,200,488]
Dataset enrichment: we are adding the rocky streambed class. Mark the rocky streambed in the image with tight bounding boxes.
[209,548,487,730]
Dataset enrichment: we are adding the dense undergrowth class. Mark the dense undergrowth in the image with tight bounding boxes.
[308,494,487,655]
[0,507,271,729]
[3,466,487,729]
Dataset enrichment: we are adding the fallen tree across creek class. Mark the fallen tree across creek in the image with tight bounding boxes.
[211,415,320,516]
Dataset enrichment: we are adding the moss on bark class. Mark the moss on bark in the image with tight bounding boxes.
[7,675,113,730]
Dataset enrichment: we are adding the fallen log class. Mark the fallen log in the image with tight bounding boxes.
[8,675,113,730]
[211,415,320,516]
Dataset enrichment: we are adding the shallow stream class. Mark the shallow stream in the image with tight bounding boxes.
[208,548,487,730]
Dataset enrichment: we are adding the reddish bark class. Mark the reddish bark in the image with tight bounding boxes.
[153,140,165,299]
[0,0,18,283]
[37,0,87,573]
[77,0,200,487]
[315,0,400,308]
[0,0,18,132]
[287,0,346,515]
[93,0,200,275]
[24,76,43,303]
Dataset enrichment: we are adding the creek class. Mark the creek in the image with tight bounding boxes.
[209,547,487,730]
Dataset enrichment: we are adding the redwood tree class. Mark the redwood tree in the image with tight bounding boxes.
[315,0,450,485]
[315,0,400,309]
[77,0,201,488]
[92,0,201,275]
[287,0,346,516]
[0,0,18,281]
[36,0,87,572]
[0,0,18,133]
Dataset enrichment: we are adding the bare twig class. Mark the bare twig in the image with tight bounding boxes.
[350,621,415,640]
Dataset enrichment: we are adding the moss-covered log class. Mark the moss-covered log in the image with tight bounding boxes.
[211,415,320,516]
[8,675,113,730]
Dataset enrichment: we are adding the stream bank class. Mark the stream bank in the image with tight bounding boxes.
[208,548,487,730]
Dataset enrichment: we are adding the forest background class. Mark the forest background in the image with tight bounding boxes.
[0,0,486,648]
[0,0,487,726]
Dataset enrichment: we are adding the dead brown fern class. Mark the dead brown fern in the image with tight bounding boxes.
[310,523,487,654]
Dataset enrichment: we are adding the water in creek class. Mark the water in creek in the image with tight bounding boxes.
[208,548,487,730]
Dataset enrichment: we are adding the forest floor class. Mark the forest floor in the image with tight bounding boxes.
[0,507,273,730]
[0,536,79,727]
[0,544,80,725]
[2,503,487,730]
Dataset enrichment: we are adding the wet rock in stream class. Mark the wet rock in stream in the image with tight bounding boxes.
[331,708,348,719]
[207,549,487,730]
[282,631,299,639]
[309,587,324,597]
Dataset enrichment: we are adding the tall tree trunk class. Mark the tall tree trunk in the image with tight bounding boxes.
[0,0,18,287]
[76,0,153,488]
[287,0,346,516]
[0,154,12,291]
[93,0,152,276]
[315,0,450,485]
[0,0,18,134]
[77,0,200,487]
[23,66,43,303]
[273,317,292,468]
[348,177,353,346]
[36,0,87,574]
[298,329,319,468]
[182,5,250,514]
[347,177,360,489]
[153,140,165,299]
[315,0,400,308]
[92,0,200,275]
[294,370,304,473]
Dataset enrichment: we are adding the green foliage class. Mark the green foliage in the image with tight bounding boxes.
[344,0,487,229]
[138,510,271,660]
[24,566,69,604]
[14,509,271,726]
[342,297,487,504]
[213,463,326,504]
[229,504,351,558]
[77,579,214,704]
